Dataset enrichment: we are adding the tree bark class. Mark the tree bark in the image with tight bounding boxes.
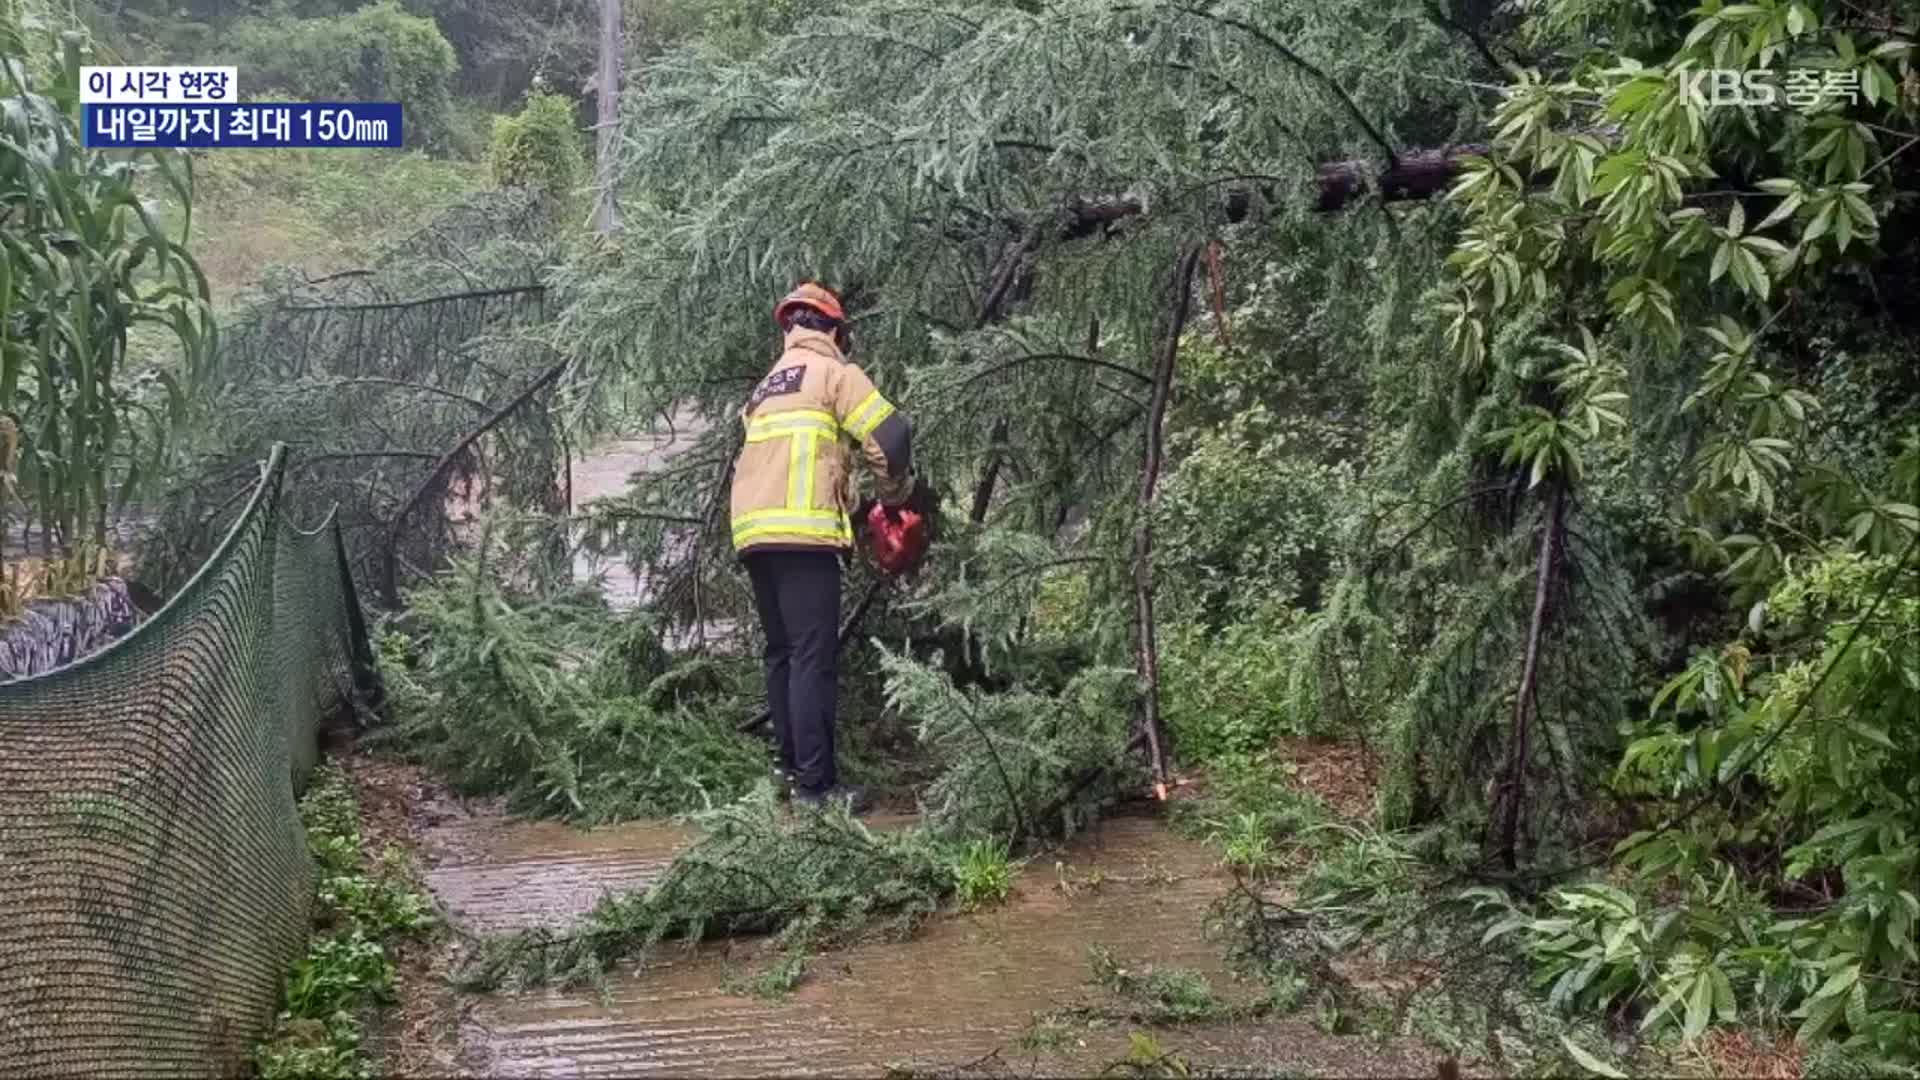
[1488,483,1567,870]
[1131,242,1203,800]
[971,417,1011,523]
[1047,141,1501,246]
[1313,144,1491,212]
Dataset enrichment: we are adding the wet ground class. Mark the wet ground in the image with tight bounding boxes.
[567,433,685,613]
[376,770,1437,1079]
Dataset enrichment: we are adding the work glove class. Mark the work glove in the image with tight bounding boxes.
[902,476,939,539]
[859,476,936,534]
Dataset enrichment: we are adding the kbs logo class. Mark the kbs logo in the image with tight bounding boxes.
[1676,68,1862,108]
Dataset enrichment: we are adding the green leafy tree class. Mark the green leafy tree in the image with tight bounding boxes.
[544,0,1482,752]
[225,2,460,152]
[1427,0,1920,1059]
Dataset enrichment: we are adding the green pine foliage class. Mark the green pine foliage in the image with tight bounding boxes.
[876,643,1139,842]
[453,790,953,992]
[369,531,767,824]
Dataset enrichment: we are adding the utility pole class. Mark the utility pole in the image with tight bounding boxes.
[593,0,622,234]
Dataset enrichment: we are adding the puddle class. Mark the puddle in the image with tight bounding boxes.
[425,816,698,934]
[566,418,716,616]
[440,813,1438,1077]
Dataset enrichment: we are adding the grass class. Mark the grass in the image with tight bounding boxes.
[1086,945,1232,1026]
[252,760,435,1080]
[949,837,1019,910]
[151,147,486,304]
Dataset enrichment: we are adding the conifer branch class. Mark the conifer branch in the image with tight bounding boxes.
[281,284,545,313]
[379,357,571,608]
[958,692,1032,842]
[319,378,494,412]
[1174,4,1400,167]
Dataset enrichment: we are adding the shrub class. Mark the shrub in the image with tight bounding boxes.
[226,3,460,153]
[1156,406,1355,626]
[1160,603,1317,762]
[489,89,588,207]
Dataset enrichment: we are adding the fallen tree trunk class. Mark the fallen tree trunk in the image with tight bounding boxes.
[1050,141,1501,244]
[1313,144,1491,211]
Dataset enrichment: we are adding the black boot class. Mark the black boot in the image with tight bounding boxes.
[793,783,873,816]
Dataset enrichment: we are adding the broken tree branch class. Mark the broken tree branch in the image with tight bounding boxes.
[1488,483,1567,870]
[1131,241,1203,801]
[1179,5,1400,168]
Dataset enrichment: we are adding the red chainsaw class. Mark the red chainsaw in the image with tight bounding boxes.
[864,501,930,576]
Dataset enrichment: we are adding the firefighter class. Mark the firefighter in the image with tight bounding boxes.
[730,282,921,814]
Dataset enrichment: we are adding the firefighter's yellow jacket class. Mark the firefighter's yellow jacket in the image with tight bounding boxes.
[729,326,913,554]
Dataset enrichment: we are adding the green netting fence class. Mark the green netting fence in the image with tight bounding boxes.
[0,444,382,1077]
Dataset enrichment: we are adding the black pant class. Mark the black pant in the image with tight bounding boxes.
[744,549,841,793]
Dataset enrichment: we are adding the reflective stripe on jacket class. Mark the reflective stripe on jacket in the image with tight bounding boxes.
[729,327,913,554]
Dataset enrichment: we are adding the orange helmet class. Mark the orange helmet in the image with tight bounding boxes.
[774,282,845,327]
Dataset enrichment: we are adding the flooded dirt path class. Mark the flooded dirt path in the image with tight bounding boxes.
[566,421,703,613]
[407,805,1437,1078]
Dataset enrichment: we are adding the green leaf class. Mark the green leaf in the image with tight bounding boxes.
[1710,964,1736,1022]
[1683,970,1715,1040]
[1797,989,1846,1044]
[1757,192,1803,231]
[1561,1036,1629,1079]
[1813,964,1859,1001]
[1846,721,1895,749]
[1805,202,1834,243]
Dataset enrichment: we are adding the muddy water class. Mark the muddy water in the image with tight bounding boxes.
[568,428,700,613]
[445,812,1438,1078]
[425,815,697,934]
